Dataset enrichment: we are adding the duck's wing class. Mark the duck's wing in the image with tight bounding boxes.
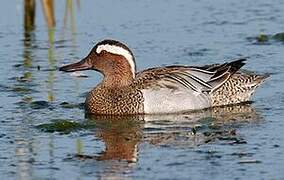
[136,59,246,93]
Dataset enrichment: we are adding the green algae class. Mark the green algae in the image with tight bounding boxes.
[12,86,31,93]
[256,34,269,42]
[22,96,33,103]
[272,32,284,42]
[29,101,50,109]
[35,119,97,133]
[254,32,284,43]
[36,120,83,133]
[16,72,32,82]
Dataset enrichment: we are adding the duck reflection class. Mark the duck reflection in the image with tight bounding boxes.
[87,115,144,163]
[144,103,262,147]
[77,103,262,163]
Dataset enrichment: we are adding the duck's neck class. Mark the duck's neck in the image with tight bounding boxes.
[102,70,135,88]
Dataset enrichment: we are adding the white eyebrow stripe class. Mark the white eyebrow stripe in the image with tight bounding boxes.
[96,44,136,77]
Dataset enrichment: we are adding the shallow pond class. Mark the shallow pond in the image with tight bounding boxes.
[1,0,284,179]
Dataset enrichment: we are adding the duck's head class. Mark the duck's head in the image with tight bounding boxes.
[59,39,136,85]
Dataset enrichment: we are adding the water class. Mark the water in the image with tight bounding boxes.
[1,0,284,179]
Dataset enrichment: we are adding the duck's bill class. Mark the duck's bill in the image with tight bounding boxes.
[59,59,92,72]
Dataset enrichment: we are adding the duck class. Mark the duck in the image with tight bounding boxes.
[59,39,269,115]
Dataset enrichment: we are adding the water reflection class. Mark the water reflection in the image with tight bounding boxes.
[47,27,56,102]
[63,0,77,35]
[13,1,80,179]
[76,103,262,163]
[80,115,144,163]
[22,0,80,101]
[63,103,263,179]
[144,103,261,147]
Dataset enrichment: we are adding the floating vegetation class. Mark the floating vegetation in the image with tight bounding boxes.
[12,86,31,93]
[11,83,38,95]
[248,32,284,44]
[256,34,269,43]
[15,99,51,110]
[36,120,82,133]
[273,32,284,42]
[29,100,50,109]
[35,119,97,134]
[22,96,33,103]
[15,72,32,82]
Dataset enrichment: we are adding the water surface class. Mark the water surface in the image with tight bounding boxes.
[0,0,284,179]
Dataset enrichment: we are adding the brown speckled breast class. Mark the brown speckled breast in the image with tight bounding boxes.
[85,84,144,115]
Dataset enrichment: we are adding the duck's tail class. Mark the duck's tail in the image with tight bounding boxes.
[211,71,269,106]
